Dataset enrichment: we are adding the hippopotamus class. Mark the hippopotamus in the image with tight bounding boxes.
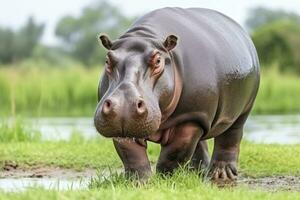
[94,7,260,181]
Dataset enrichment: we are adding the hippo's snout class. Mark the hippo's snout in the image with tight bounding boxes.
[101,97,147,118]
[94,86,161,138]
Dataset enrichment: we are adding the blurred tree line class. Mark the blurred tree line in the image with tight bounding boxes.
[55,1,133,65]
[0,1,133,67]
[0,17,44,63]
[0,2,300,74]
[246,7,300,74]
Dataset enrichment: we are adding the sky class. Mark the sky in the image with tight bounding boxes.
[1,0,300,45]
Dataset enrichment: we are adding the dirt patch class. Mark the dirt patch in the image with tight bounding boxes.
[238,175,300,192]
[1,161,96,179]
[214,174,300,192]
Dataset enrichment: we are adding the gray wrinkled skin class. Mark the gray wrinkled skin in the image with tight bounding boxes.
[94,7,260,182]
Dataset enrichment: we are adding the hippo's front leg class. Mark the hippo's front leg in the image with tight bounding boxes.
[156,123,202,175]
[113,139,151,180]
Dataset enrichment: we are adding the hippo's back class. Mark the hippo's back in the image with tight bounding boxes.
[124,8,260,136]
[127,7,259,71]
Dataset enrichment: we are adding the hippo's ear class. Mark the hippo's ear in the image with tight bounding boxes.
[98,34,113,50]
[163,35,178,51]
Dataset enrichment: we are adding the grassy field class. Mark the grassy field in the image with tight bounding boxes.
[1,139,300,177]
[1,122,300,199]
[1,64,300,117]
[1,138,300,199]
[0,177,300,200]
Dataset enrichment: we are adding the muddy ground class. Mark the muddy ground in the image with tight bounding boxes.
[0,161,96,179]
[1,161,300,192]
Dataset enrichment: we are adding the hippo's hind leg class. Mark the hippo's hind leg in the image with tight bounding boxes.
[191,140,210,171]
[209,111,250,181]
[156,123,202,175]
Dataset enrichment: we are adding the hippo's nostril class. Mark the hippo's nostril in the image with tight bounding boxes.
[105,100,111,108]
[137,101,143,109]
[102,99,113,115]
[136,99,147,115]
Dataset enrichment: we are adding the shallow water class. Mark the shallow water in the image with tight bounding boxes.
[0,178,89,192]
[23,115,300,145]
[245,115,300,144]
[27,117,97,141]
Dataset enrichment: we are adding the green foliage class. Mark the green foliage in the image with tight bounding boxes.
[246,7,300,31]
[252,20,300,74]
[0,17,44,64]
[253,67,300,114]
[0,28,14,63]
[247,7,300,75]
[0,64,101,117]
[55,1,134,65]
[29,45,75,66]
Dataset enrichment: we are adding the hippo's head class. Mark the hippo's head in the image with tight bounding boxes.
[94,34,181,138]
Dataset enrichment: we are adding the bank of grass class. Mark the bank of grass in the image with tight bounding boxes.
[1,123,300,198]
[0,119,41,142]
[1,138,300,177]
[0,119,300,175]
[1,63,300,116]
[0,140,300,200]
[1,141,300,200]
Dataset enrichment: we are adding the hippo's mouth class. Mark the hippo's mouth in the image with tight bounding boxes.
[112,128,171,147]
[113,137,148,147]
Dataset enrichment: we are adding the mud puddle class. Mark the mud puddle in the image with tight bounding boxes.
[0,163,97,192]
[1,164,300,192]
[0,178,90,191]
[0,170,300,192]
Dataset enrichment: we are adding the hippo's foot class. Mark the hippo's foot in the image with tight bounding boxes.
[190,140,210,172]
[125,167,152,183]
[208,112,248,183]
[208,160,238,182]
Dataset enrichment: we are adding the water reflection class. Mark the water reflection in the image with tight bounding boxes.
[24,115,300,144]
[0,178,89,192]
[245,115,300,144]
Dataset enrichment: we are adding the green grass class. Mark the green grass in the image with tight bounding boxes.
[0,167,300,200]
[1,139,300,177]
[253,67,300,114]
[0,63,101,117]
[1,122,300,198]
[1,63,300,117]
[0,119,300,176]
[1,185,299,200]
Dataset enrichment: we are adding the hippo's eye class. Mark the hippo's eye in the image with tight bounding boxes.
[150,52,164,76]
[105,56,112,74]
[155,58,161,66]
